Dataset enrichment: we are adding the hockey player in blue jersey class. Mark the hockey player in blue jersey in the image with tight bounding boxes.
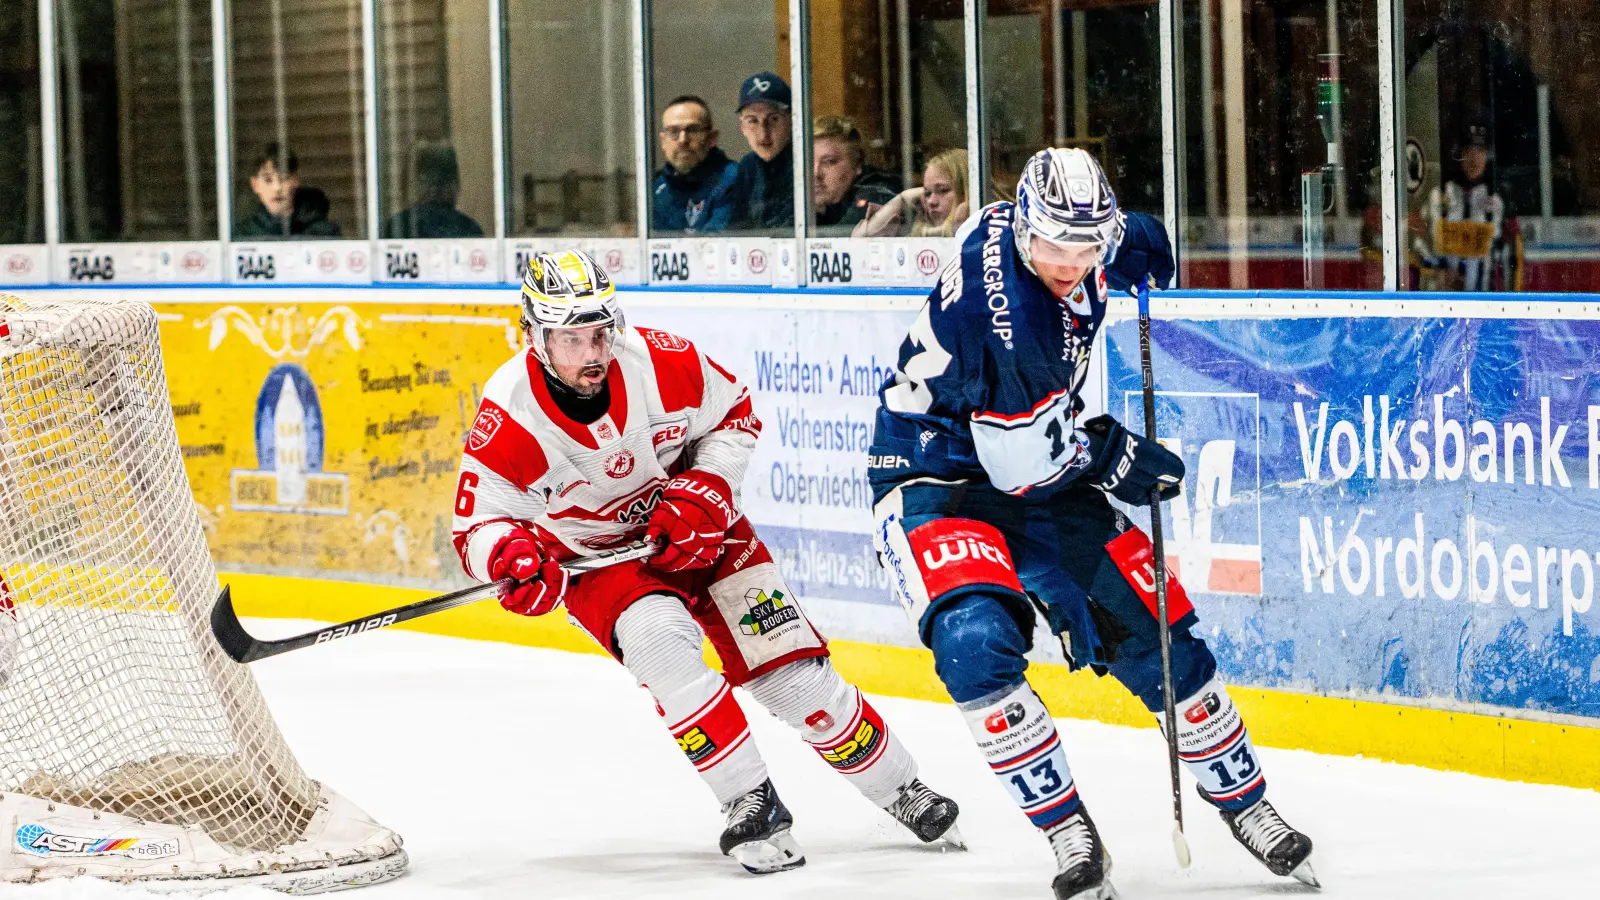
[868,148,1317,899]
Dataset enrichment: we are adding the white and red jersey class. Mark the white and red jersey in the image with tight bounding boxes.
[452,326,760,580]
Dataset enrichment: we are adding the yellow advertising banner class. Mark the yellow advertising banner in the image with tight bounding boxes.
[157,300,522,584]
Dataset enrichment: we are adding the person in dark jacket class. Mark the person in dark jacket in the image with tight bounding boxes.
[653,96,739,234]
[812,116,900,235]
[382,141,484,239]
[730,73,794,231]
[235,143,342,239]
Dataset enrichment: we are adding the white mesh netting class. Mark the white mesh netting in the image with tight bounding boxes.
[0,294,402,887]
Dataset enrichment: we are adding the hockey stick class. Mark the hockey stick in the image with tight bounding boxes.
[210,541,657,664]
[1137,280,1192,869]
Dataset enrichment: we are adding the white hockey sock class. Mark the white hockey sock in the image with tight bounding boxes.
[616,594,767,806]
[1170,676,1267,810]
[959,681,1080,829]
[745,658,916,807]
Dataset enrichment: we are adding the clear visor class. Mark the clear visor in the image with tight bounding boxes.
[540,322,620,371]
[1028,234,1103,269]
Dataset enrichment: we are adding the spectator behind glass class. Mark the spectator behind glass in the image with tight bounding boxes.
[812,116,899,236]
[236,143,341,239]
[730,72,794,231]
[855,149,970,238]
[1420,123,1519,291]
[383,141,484,239]
[653,95,739,234]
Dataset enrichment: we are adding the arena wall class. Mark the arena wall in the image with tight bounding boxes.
[43,284,1600,790]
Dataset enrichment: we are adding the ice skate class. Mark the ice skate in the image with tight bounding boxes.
[1045,806,1118,900]
[885,779,965,849]
[1218,796,1319,888]
[719,778,805,874]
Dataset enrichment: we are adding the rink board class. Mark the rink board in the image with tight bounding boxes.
[35,284,1600,788]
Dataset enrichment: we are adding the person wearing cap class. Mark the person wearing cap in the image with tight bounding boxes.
[653,95,740,234]
[730,72,795,231]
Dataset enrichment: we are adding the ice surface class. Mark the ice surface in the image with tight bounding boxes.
[6,622,1599,899]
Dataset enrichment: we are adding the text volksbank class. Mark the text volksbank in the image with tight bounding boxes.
[1293,393,1600,636]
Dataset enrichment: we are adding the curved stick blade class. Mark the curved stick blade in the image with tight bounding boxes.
[210,585,263,663]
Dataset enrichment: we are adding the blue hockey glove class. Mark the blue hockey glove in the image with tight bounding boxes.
[1082,414,1184,505]
[1104,211,1175,292]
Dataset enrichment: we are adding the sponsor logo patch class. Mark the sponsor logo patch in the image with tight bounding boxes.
[984,701,1028,734]
[676,726,717,765]
[16,824,179,860]
[1185,692,1223,724]
[818,718,882,769]
[738,588,800,636]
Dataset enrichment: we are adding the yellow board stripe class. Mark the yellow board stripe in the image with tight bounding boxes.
[225,572,1600,792]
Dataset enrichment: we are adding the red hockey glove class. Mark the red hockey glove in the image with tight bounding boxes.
[487,527,570,616]
[644,470,737,572]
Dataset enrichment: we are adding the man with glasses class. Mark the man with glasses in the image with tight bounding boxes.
[653,96,739,234]
[730,73,794,231]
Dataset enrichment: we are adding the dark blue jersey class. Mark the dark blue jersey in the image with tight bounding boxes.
[869,201,1108,499]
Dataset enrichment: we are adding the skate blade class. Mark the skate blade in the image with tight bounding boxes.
[936,823,967,851]
[730,828,806,875]
[1289,858,1321,889]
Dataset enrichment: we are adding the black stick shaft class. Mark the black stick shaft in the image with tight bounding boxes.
[1138,282,1185,838]
[210,542,656,663]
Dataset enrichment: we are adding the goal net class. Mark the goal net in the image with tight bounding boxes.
[0,295,406,892]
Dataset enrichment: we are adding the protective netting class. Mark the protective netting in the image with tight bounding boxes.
[0,294,319,854]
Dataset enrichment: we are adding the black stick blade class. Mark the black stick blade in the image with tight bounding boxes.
[210,585,265,663]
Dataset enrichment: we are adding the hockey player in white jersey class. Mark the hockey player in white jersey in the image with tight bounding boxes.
[451,250,962,874]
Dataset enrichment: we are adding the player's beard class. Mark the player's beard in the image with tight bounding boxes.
[558,362,608,397]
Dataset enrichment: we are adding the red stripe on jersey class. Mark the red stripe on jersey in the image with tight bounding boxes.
[464,399,549,489]
[638,327,705,413]
[706,355,739,384]
[714,394,761,436]
[526,356,628,449]
[972,386,1070,426]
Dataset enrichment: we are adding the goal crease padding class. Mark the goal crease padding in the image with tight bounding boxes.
[0,295,406,892]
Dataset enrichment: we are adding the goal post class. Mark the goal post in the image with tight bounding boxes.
[0,295,407,892]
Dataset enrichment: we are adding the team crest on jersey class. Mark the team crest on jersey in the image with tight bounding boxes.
[642,329,690,352]
[468,407,504,452]
[595,421,615,441]
[604,449,636,479]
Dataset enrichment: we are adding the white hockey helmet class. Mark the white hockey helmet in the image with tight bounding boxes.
[520,249,625,369]
[1013,147,1126,273]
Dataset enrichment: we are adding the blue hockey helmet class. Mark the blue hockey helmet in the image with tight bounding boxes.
[1013,148,1125,274]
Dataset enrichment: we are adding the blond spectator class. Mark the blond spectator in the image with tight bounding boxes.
[854,149,969,238]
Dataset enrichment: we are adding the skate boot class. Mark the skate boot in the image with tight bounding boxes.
[1045,806,1118,900]
[885,779,966,848]
[718,778,805,874]
[1218,796,1319,888]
